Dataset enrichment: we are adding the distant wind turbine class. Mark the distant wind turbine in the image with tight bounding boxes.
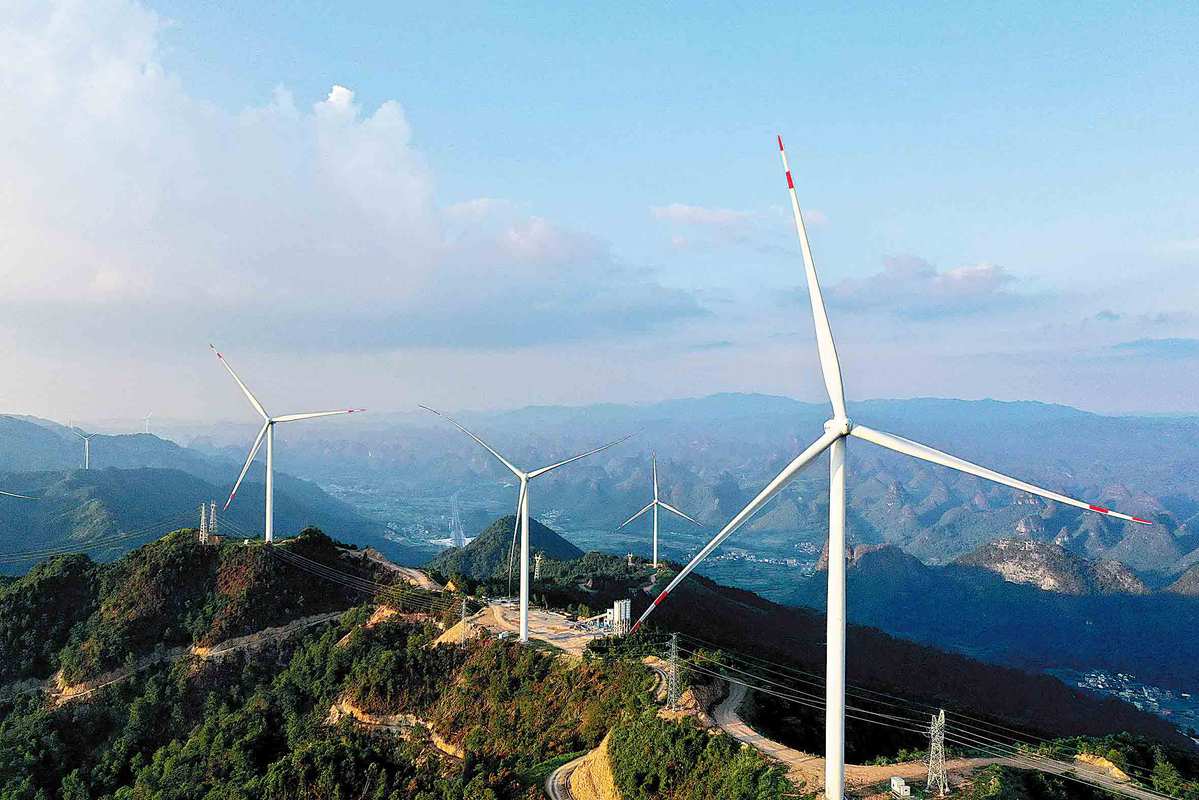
[616,452,702,568]
[211,345,364,543]
[631,135,1152,800]
[70,428,96,469]
[144,412,153,434]
[421,404,631,642]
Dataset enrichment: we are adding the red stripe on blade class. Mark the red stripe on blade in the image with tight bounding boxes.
[1133,516,1151,524]
[777,134,784,151]
[1089,504,1110,514]
[653,591,670,606]
[786,171,794,189]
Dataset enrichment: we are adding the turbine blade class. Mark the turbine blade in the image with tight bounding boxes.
[210,345,269,420]
[616,502,654,530]
[224,421,269,510]
[419,405,523,478]
[0,489,35,499]
[631,427,840,634]
[507,480,527,597]
[778,135,847,420]
[652,452,659,501]
[527,433,634,478]
[849,425,1152,525]
[271,409,365,423]
[659,501,703,527]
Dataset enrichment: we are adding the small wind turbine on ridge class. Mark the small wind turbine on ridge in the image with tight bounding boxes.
[70,427,96,469]
[421,404,632,642]
[631,135,1152,800]
[212,345,364,543]
[615,452,702,568]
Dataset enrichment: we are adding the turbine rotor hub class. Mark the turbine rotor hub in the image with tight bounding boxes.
[824,417,853,436]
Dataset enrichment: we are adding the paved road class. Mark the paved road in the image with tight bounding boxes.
[545,753,589,800]
[712,680,1164,800]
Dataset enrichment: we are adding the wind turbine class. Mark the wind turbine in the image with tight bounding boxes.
[421,404,631,643]
[143,412,153,434]
[212,345,364,543]
[70,428,96,469]
[616,452,702,568]
[631,135,1152,800]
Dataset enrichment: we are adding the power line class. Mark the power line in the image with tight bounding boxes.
[671,632,1173,788]
[670,643,1184,800]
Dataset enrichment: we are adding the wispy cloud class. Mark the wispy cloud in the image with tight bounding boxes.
[820,256,1025,319]
[1112,338,1199,358]
[651,203,753,227]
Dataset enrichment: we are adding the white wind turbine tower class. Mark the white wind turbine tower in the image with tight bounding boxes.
[631,135,1152,800]
[144,412,153,434]
[616,452,703,568]
[421,405,631,643]
[212,345,364,543]
[70,428,96,469]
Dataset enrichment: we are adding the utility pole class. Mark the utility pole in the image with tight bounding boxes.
[927,709,948,796]
[533,552,542,581]
[667,632,680,711]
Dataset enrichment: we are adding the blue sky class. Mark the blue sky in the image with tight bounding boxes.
[1,1,1197,420]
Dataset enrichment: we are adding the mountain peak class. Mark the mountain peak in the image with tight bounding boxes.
[956,538,1148,595]
[425,515,583,580]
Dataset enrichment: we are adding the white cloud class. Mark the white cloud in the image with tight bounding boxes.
[0,0,701,357]
[810,256,1026,320]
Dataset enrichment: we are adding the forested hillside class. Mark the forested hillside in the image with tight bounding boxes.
[0,467,427,575]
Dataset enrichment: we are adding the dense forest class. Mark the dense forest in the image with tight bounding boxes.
[3,526,1199,798]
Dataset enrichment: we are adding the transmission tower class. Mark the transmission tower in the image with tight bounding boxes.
[927,709,948,796]
[533,552,543,581]
[627,552,633,567]
[667,632,680,711]
[209,502,218,537]
[198,503,208,544]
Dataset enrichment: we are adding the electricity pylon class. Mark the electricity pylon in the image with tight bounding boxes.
[667,632,680,711]
[533,553,542,581]
[927,709,948,796]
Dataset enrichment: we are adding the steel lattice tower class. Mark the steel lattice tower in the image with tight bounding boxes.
[667,632,680,711]
[533,553,542,581]
[927,709,948,796]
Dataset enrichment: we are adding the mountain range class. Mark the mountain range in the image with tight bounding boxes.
[168,394,1199,579]
[0,416,432,571]
[784,539,1199,692]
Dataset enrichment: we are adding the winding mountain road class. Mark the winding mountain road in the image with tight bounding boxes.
[545,753,590,800]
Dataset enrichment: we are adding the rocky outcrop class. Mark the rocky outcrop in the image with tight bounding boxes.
[1167,564,1199,596]
[956,538,1148,595]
